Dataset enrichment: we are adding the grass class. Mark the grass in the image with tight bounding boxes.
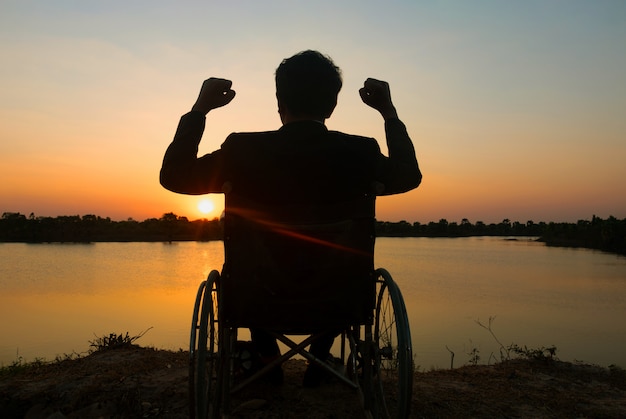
[475,316,557,362]
[88,327,153,352]
[443,316,559,369]
[1,328,153,377]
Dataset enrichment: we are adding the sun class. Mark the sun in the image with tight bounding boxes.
[197,198,215,215]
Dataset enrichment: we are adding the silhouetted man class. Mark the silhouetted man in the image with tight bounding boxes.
[161,50,421,386]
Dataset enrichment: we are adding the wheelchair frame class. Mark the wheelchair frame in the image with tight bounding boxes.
[189,267,413,418]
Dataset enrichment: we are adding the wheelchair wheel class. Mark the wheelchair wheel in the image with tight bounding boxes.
[373,268,413,418]
[189,270,221,419]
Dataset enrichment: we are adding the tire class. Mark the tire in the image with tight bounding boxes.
[373,268,413,418]
[190,270,221,418]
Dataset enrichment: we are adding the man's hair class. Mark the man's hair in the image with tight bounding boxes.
[275,50,342,118]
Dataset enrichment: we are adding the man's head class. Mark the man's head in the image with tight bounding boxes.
[275,50,342,121]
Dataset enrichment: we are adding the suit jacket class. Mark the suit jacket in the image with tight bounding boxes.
[161,112,421,327]
[160,111,421,206]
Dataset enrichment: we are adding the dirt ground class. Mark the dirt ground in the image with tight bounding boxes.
[1,345,625,418]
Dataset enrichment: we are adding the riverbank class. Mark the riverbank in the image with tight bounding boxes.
[2,345,625,418]
[3,213,625,256]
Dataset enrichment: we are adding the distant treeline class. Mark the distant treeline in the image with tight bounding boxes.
[1,212,625,255]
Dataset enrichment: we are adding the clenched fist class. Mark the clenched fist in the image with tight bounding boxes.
[192,78,236,115]
[359,78,398,120]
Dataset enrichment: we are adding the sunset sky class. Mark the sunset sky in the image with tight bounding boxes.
[1,1,625,224]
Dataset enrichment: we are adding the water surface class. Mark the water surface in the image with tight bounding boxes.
[1,238,625,368]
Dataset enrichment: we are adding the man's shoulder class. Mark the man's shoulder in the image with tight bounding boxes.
[327,130,375,141]
[221,130,280,147]
[327,130,380,151]
[227,129,280,139]
[222,127,380,154]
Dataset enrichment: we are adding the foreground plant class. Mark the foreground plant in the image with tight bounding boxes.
[89,327,153,352]
[445,316,559,367]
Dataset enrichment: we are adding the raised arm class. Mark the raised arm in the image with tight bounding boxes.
[160,78,235,194]
[359,78,422,195]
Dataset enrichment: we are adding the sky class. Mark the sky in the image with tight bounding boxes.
[1,0,625,224]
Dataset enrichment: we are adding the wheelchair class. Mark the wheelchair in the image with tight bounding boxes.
[188,186,413,418]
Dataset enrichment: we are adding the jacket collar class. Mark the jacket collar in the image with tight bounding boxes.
[279,120,328,133]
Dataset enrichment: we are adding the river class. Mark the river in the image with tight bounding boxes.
[1,237,625,369]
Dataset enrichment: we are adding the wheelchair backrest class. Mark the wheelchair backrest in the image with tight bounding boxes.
[220,185,377,332]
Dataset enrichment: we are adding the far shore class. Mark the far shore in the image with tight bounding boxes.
[2,212,625,256]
